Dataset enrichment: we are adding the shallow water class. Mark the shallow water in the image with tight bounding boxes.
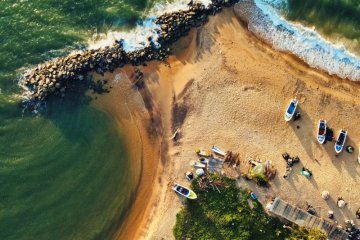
[0,0,150,239]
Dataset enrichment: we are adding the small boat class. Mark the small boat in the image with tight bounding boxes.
[211,145,226,157]
[284,98,298,122]
[317,119,327,144]
[250,192,257,200]
[358,147,360,164]
[195,149,211,157]
[173,183,197,199]
[190,161,206,168]
[335,129,347,154]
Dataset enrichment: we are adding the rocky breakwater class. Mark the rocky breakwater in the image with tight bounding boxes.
[20,0,239,104]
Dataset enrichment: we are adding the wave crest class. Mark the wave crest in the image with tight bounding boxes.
[235,0,360,81]
[88,0,213,52]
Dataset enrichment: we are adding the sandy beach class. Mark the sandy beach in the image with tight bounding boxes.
[92,6,360,239]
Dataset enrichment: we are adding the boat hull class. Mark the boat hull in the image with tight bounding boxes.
[317,120,326,144]
[334,130,347,154]
[284,99,298,122]
[173,184,197,199]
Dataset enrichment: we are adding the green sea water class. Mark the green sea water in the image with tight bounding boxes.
[286,0,360,52]
[0,0,154,239]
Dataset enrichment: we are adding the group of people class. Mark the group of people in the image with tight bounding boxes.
[281,152,312,179]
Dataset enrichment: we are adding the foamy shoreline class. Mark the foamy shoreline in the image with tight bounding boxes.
[236,0,360,81]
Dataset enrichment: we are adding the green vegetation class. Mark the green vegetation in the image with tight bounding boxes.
[173,175,326,240]
[249,173,269,187]
[287,227,327,240]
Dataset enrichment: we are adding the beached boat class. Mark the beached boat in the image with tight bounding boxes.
[195,149,211,157]
[173,183,197,199]
[284,98,298,122]
[358,147,360,164]
[211,145,226,157]
[317,119,327,144]
[250,192,257,200]
[335,129,347,154]
[191,161,206,168]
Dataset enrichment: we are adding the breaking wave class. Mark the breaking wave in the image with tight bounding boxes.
[88,0,213,52]
[235,0,360,81]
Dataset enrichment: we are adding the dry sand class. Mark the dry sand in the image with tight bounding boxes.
[92,7,360,240]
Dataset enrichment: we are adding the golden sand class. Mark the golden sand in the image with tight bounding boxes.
[92,7,360,239]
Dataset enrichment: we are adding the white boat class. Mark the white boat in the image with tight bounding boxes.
[173,183,197,199]
[335,129,347,154]
[317,119,327,144]
[358,147,360,164]
[211,145,226,157]
[190,161,206,168]
[284,98,298,122]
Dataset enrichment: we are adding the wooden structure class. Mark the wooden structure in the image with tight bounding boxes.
[268,197,348,240]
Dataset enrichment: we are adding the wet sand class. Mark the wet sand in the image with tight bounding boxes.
[92,7,360,240]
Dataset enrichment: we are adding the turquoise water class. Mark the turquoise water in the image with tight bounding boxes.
[1,0,359,239]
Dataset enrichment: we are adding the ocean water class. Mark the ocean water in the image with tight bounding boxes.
[0,0,151,239]
[237,0,360,81]
[1,0,360,239]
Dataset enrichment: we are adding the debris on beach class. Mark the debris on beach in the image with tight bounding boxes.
[306,203,317,216]
[211,145,226,157]
[195,148,211,157]
[244,159,276,186]
[282,152,300,179]
[185,171,194,181]
[344,220,360,240]
[224,151,240,167]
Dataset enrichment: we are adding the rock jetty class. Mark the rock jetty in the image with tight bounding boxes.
[20,0,238,103]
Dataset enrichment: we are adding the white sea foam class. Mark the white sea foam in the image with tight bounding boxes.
[88,0,212,53]
[236,0,360,81]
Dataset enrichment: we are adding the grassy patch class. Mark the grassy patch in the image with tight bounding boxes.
[173,175,326,240]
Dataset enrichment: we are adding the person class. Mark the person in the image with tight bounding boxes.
[356,208,360,219]
[346,145,354,153]
[328,210,334,219]
[293,112,301,121]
